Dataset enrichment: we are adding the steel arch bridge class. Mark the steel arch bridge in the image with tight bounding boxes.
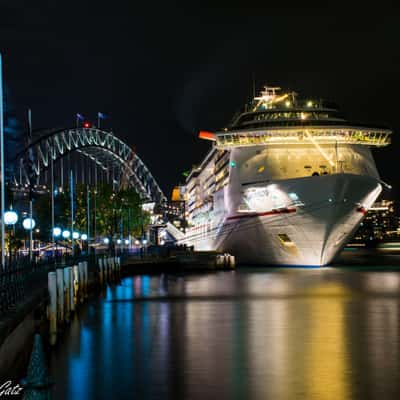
[13,127,166,203]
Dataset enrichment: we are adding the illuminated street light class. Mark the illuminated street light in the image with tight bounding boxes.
[125,239,130,245]
[53,227,62,237]
[142,239,147,245]
[72,231,80,239]
[81,233,88,241]
[117,239,122,244]
[134,239,140,245]
[62,230,70,239]
[22,217,36,230]
[103,237,110,244]
[4,210,18,225]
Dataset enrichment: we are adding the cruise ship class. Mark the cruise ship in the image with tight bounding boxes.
[176,86,391,266]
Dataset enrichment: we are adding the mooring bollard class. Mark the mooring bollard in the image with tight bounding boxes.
[68,266,74,314]
[48,271,57,346]
[63,267,71,323]
[73,265,80,306]
[20,333,53,398]
[56,268,64,325]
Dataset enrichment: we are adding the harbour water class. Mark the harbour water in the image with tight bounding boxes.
[50,266,400,400]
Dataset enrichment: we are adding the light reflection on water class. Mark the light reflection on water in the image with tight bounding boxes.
[50,269,400,400]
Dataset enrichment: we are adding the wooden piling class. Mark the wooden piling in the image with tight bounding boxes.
[73,265,79,306]
[56,268,64,325]
[63,267,71,323]
[48,271,57,346]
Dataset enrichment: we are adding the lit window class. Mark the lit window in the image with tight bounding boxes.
[278,234,295,247]
[257,165,265,173]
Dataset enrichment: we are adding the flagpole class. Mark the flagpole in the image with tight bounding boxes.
[28,109,33,263]
[97,113,100,129]
[0,54,5,270]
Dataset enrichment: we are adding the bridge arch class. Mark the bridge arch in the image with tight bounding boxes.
[14,127,166,203]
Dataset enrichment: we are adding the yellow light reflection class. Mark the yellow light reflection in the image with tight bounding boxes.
[304,283,350,400]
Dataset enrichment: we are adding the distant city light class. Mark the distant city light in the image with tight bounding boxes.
[81,233,88,241]
[22,217,36,230]
[135,239,140,245]
[142,239,147,245]
[62,230,70,239]
[125,239,130,245]
[72,231,80,239]
[103,238,110,244]
[307,100,313,107]
[117,239,122,244]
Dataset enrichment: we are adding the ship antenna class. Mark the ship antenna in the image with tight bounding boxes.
[252,72,256,99]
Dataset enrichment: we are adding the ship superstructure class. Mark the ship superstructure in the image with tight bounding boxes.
[177,86,391,266]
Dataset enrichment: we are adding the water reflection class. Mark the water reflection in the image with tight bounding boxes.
[50,269,400,400]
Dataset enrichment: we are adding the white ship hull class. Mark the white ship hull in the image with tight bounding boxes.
[179,173,382,266]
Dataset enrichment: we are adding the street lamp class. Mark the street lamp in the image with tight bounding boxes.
[81,233,88,241]
[4,210,18,225]
[124,239,130,245]
[103,237,110,245]
[117,239,122,244]
[62,230,70,239]
[22,217,35,230]
[53,227,61,237]
[72,231,80,239]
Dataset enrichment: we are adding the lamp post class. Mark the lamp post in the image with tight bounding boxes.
[4,209,18,260]
[53,227,61,262]
[23,217,36,261]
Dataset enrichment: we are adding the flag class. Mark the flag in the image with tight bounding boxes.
[76,113,84,121]
[98,112,106,119]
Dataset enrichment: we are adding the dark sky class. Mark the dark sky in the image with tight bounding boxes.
[1,2,400,198]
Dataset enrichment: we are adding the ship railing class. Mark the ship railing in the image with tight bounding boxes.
[215,128,391,148]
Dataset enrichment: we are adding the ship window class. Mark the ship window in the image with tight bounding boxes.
[304,165,312,169]
[312,172,320,176]
[257,165,265,173]
[278,234,295,247]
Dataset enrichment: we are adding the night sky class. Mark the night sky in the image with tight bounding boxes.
[1,3,399,198]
